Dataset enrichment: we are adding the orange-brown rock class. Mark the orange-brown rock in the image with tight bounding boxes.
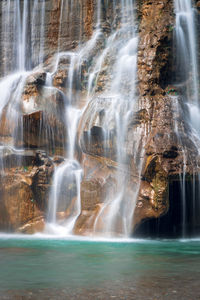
[137,0,174,96]
[47,0,98,57]
[0,173,40,231]
[84,0,94,38]
[74,153,118,235]
[1,0,200,236]
[17,217,45,234]
[0,150,54,232]
[132,0,200,232]
[74,152,141,235]
[133,156,169,229]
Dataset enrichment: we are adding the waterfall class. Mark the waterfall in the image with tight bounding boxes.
[90,1,141,237]
[174,0,200,236]
[46,105,83,235]
[0,0,200,238]
[0,0,47,154]
[0,0,147,238]
[45,29,103,235]
[175,0,199,104]
[44,0,143,237]
[174,0,200,133]
[1,0,46,75]
[45,1,104,235]
[31,0,46,66]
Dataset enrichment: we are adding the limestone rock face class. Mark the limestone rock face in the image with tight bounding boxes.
[0,0,199,235]
[133,0,200,231]
[133,0,176,228]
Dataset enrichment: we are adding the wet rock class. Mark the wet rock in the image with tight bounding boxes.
[17,217,45,234]
[0,174,40,231]
[84,0,95,38]
[0,147,36,169]
[196,0,200,11]
[53,69,68,88]
[0,151,54,232]
[0,0,200,235]
[133,0,200,231]
[53,156,65,164]
[31,151,54,211]
[25,71,47,87]
[22,81,66,154]
[137,0,174,96]
[74,153,118,235]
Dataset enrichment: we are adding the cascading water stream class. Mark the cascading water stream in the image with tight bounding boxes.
[31,0,46,66]
[46,105,83,235]
[175,0,200,134]
[44,1,141,235]
[174,0,200,236]
[87,0,142,237]
[175,0,199,104]
[45,29,104,235]
[0,0,47,210]
[45,0,143,237]
[0,0,47,147]
[1,0,46,74]
[45,0,106,235]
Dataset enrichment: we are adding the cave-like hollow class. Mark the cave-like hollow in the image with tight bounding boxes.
[134,177,200,238]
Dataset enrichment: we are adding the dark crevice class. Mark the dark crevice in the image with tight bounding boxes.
[134,178,200,238]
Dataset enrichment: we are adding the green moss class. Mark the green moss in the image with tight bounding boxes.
[166,88,177,96]
[24,166,28,172]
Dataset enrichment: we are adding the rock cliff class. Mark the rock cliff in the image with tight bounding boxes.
[0,0,199,237]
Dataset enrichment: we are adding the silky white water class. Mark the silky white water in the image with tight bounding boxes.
[175,0,199,104]
[44,0,144,237]
[174,0,200,236]
[0,0,199,238]
[1,0,46,74]
[0,0,149,238]
[90,1,141,237]
[0,0,48,161]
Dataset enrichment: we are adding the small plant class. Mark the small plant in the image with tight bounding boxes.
[24,166,28,172]
[168,25,174,32]
[166,88,177,96]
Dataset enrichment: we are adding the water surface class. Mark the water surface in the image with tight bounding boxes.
[0,236,200,299]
